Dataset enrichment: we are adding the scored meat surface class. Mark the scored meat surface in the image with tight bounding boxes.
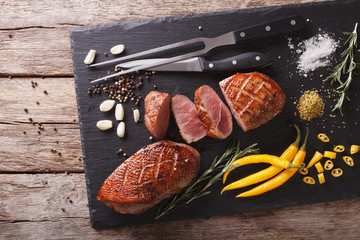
[144,91,171,139]
[172,94,207,144]
[219,72,286,132]
[194,85,233,139]
[97,140,200,215]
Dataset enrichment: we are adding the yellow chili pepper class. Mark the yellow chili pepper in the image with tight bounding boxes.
[331,168,343,177]
[221,125,300,193]
[333,145,345,152]
[318,133,329,142]
[343,156,354,166]
[324,160,334,170]
[223,154,300,184]
[318,173,325,184]
[237,128,309,197]
[298,167,308,175]
[315,162,324,173]
[350,145,360,154]
[324,151,336,159]
[306,151,323,169]
[303,176,315,184]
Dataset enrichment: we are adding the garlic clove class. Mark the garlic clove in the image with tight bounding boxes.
[99,100,115,112]
[96,120,113,130]
[133,109,140,123]
[117,122,125,138]
[110,44,125,55]
[84,49,96,64]
[115,103,124,121]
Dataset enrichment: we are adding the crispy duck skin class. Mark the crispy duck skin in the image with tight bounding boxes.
[219,72,286,132]
[97,140,200,215]
[144,91,171,139]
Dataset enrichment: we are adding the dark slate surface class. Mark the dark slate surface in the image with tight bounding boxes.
[70,0,360,228]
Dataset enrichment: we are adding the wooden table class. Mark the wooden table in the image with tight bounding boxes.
[1,0,360,239]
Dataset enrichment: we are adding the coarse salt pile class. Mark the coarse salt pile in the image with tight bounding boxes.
[293,33,339,75]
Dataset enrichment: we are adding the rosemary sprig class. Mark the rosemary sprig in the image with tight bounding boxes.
[155,142,259,219]
[324,22,359,115]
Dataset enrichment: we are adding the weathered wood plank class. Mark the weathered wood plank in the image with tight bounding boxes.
[0,0,321,28]
[0,123,83,172]
[0,77,84,172]
[0,28,73,76]
[0,173,359,239]
[0,174,88,221]
[0,77,77,123]
[0,0,323,76]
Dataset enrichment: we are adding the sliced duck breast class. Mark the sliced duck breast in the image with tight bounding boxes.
[194,85,233,139]
[219,72,286,132]
[144,91,171,139]
[172,94,207,144]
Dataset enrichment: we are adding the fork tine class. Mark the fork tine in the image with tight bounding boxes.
[89,37,207,68]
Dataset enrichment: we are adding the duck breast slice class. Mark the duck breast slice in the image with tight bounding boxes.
[194,85,233,139]
[172,94,207,144]
[144,91,171,139]
[97,140,200,215]
[219,72,286,132]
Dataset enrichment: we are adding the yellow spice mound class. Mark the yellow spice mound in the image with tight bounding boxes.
[297,90,324,121]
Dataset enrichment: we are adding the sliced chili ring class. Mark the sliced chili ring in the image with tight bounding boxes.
[299,168,308,175]
[331,168,343,177]
[324,160,334,170]
[303,176,315,184]
[318,133,330,142]
[343,156,354,167]
[334,145,345,153]
[318,173,325,184]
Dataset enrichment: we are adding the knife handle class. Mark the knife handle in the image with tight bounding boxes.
[201,52,272,72]
[233,15,305,43]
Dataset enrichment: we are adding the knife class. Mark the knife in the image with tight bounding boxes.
[116,52,272,72]
[90,15,304,84]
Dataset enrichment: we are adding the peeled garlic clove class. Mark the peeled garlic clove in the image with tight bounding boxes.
[133,109,140,123]
[84,49,96,64]
[117,122,125,138]
[99,100,115,112]
[110,44,125,55]
[115,103,124,121]
[96,120,113,130]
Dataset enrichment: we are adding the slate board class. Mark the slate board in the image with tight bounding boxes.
[71,0,360,228]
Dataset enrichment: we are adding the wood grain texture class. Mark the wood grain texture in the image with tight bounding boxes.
[0,174,360,239]
[0,77,82,172]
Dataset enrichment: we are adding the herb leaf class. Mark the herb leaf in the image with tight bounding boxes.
[155,142,259,219]
[324,23,359,115]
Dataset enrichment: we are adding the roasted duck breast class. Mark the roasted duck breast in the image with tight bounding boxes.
[194,85,233,139]
[97,140,200,214]
[172,94,207,144]
[144,91,171,139]
[219,72,286,132]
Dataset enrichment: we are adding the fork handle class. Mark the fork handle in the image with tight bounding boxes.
[233,15,304,43]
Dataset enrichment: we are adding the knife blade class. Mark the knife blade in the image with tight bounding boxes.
[116,52,272,72]
[90,15,304,84]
